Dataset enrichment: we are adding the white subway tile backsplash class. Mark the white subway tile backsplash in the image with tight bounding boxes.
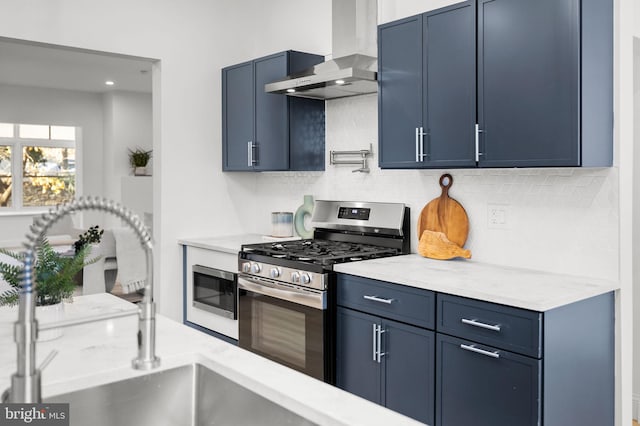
[225,95,618,282]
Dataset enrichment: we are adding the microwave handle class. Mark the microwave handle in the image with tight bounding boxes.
[238,276,326,310]
[193,264,235,282]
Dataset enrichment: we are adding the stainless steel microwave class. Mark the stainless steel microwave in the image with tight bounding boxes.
[192,264,237,320]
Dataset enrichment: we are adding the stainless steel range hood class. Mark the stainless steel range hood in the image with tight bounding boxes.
[265,0,377,100]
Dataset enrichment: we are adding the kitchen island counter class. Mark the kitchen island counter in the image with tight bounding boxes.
[0,293,422,426]
[334,254,618,311]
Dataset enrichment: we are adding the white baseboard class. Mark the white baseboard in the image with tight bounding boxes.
[633,393,640,421]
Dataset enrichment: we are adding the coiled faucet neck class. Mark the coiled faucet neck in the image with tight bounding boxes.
[5,196,160,403]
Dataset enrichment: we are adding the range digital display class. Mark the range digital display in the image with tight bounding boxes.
[338,207,371,220]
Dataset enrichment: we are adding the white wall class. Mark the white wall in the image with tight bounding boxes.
[0,1,633,424]
[632,36,640,422]
[102,91,152,228]
[378,0,459,24]
[0,83,104,243]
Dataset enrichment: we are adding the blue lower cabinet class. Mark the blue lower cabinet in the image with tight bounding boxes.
[336,308,382,404]
[436,333,541,426]
[336,307,435,425]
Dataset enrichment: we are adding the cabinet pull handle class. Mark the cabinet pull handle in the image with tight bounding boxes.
[461,318,501,332]
[247,141,256,167]
[475,124,484,162]
[363,295,394,305]
[247,141,253,167]
[372,323,377,361]
[460,318,500,331]
[415,127,420,163]
[376,325,386,363]
[460,343,500,359]
[418,127,427,161]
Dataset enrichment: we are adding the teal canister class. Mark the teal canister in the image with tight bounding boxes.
[294,195,314,239]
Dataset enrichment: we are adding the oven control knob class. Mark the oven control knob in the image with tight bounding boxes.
[299,273,311,285]
[291,271,300,283]
[269,267,281,278]
[251,263,262,274]
[241,262,251,273]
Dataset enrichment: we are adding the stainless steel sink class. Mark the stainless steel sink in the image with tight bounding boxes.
[46,363,317,426]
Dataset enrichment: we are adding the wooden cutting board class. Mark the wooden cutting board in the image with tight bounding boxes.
[417,174,469,247]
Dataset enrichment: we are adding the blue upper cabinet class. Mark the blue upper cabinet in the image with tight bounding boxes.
[379,0,612,169]
[378,2,476,169]
[477,0,580,167]
[222,51,325,172]
[378,15,423,168]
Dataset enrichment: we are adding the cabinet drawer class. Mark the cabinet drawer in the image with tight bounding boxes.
[337,274,435,329]
[437,294,542,358]
[436,333,541,426]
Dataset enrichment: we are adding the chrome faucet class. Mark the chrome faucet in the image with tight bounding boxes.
[3,196,160,403]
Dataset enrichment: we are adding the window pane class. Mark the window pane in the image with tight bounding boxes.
[19,124,49,139]
[51,126,75,141]
[0,177,11,207]
[22,146,75,207]
[0,146,11,207]
[0,123,13,138]
[0,146,10,176]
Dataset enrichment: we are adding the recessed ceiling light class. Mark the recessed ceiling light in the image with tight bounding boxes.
[286,88,296,93]
[335,79,345,85]
[105,80,115,86]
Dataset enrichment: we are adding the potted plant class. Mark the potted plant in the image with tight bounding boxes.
[128,147,152,176]
[0,238,99,340]
[73,225,104,254]
[72,225,104,286]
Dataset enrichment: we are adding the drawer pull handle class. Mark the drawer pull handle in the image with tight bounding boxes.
[461,318,501,332]
[363,295,394,304]
[460,343,500,359]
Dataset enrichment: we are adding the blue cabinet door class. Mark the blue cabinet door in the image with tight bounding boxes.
[477,0,580,167]
[383,318,435,425]
[254,53,289,171]
[335,307,382,404]
[336,306,435,424]
[378,15,423,169]
[423,1,476,167]
[378,3,476,169]
[436,333,541,426]
[222,51,325,172]
[222,61,254,171]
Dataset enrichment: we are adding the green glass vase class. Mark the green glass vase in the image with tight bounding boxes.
[294,195,314,239]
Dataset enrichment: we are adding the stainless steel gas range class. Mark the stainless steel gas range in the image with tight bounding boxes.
[237,200,410,383]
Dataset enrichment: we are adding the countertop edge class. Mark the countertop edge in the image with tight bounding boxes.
[334,254,619,312]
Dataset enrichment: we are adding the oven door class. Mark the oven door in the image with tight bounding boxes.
[193,265,237,320]
[238,275,328,381]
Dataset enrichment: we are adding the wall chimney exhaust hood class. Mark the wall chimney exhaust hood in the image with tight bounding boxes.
[265,0,377,100]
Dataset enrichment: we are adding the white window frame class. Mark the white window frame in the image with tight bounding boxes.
[0,123,83,215]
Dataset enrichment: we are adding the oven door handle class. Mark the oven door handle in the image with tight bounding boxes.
[238,277,326,310]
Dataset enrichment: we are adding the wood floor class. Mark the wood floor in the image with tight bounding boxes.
[633,420,639,426]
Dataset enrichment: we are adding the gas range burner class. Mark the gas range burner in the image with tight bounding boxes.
[241,239,399,267]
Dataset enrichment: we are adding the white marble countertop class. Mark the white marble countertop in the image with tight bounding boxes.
[178,234,300,254]
[0,294,421,426]
[334,254,619,311]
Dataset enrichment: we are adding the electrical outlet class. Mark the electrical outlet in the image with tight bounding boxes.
[487,204,510,229]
